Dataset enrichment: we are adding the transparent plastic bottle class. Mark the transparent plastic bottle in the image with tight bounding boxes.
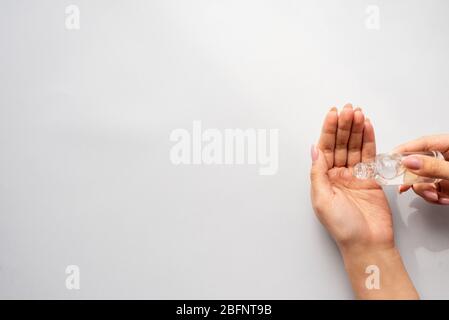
[353,151,444,186]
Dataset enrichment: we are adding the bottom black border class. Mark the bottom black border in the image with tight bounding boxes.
[0,300,447,318]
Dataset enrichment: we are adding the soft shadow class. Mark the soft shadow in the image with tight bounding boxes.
[405,198,449,252]
[386,189,449,294]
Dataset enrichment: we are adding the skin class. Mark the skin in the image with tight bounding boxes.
[394,134,449,205]
[310,104,419,299]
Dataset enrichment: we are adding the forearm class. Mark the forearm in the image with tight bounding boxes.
[340,245,419,299]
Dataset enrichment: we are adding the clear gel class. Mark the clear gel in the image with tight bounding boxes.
[353,151,444,186]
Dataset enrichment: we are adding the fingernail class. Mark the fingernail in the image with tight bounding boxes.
[402,156,422,170]
[423,190,439,202]
[311,145,319,162]
[330,107,337,112]
[354,107,362,112]
[397,186,403,194]
[439,197,449,205]
[344,103,352,109]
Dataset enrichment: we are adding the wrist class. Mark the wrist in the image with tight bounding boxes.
[338,245,419,299]
[339,242,397,260]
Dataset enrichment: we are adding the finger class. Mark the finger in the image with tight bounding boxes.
[438,180,449,197]
[334,104,354,167]
[402,181,449,205]
[411,183,439,203]
[310,145,334,212]
[361,118,376,162]
[317,107,338,168]
[347,109,365,167]
[393,134,449,156]
[402,155,449,180]
[398,185,412,194]
[436,180,449,205]
[411,182,449,205]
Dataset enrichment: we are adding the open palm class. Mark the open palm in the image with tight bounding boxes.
[311,105,394,250]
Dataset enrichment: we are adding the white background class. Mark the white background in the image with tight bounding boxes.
[1,0,449,299]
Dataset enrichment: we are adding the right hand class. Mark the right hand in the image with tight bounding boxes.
[394,134,449,205]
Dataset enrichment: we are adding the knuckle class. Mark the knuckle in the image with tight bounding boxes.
[429,158,443,174]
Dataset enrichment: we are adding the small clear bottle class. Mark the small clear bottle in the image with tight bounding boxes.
[353,151,444,186]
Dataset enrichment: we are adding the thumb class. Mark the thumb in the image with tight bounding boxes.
[310,145,333,207]
[402,154,449,181]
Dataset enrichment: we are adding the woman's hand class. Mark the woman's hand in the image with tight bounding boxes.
[310,104,418,299]
[395,135,449,205]
[310,104,393,252]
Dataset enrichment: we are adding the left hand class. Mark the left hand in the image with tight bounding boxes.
[310,104,418,299]
[310,104,394,252]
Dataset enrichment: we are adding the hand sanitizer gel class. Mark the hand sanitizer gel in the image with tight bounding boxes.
[353,151,444,186]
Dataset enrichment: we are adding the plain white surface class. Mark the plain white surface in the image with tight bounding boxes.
[1,0,449,299]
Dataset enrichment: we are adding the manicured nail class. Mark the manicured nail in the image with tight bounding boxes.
[397,186,403,194]
[423,190,439,202]
[311,145,319,162]
[439,197,449,205]
[402,156,422,170]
